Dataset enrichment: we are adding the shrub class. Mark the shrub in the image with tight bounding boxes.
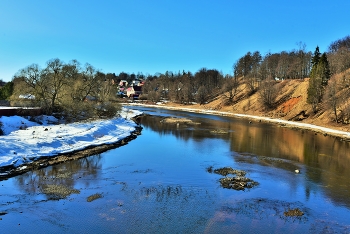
[258,80,278,108]
[58,101,95,122]
[138,94,148,101]
[95,102,121,118]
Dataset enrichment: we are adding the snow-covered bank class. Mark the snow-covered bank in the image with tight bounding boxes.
[126,103,350,139]
[0,108,142,173]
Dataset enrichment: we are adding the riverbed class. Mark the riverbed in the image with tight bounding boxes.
[1,107,350,233]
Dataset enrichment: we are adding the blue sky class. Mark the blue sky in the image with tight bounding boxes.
[1,0,350,81]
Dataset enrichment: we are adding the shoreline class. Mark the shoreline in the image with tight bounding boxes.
[125,102,350,140]
[0,125,142,180]
[0,116,143,181]
[2,102,350,180]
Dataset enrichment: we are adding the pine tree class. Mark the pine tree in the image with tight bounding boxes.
[0,82,14,100]
[311,46,321,68]
[307,47,330,113]
[319,53,331,86]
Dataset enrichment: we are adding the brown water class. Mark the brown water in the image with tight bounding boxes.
[0,107,350,233]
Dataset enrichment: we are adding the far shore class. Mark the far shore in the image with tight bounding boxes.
[124,102,350,140]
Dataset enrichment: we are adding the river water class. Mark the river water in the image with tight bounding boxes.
[1,106,350,233]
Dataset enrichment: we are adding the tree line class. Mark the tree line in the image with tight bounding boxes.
[139,35,350,111]
[233,36,350,81]
[141,68,226,105]
[0,80,13,100]
[1,35,350,122]
[10,58,120,121]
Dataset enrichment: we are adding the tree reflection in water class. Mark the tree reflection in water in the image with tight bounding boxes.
[14,154,102,199]
[139,113,350,208]
[228,121,350,208]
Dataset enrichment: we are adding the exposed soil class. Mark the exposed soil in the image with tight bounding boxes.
[219,176,259,190]
[213,167,246,177]
[277,96,302,114]
[208,166,259,191]
[127,77,350,139]
[284,208,304,217]
[160,117,200,125]
[87,193,103,202]
[42,184,80,200]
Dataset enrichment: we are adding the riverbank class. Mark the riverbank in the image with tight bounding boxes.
[125,102,350,140]
[0,108,142,180]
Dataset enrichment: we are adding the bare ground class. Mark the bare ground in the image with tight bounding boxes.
[129,77,350,139]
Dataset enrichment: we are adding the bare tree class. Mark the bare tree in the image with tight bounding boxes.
[13,64,52,111]
[147,90,161,103]
[70,63,100,102]
[324,79,339,122]
[221,75,240,104]
[196,85,208,104]
[13,59,120,120]
[258,79,278,108]
[43,58,69,112]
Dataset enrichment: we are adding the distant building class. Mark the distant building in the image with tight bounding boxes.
[119,80,128,87]
[19,94,35,99]
[126,86,142,98]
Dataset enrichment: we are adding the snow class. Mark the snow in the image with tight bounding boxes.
[0,106,40,109]
[0,108,142,170]
[234,114,350,137]
[19,94,35,99]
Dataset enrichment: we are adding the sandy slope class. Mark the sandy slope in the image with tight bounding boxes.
[127,94,350,140]
[148,77,350,135]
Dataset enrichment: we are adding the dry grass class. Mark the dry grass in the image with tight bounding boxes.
[161,75,350,132]
[43,184,80,199]
[284,208,304,217]
[160,117,200,125]
[87,193,103,202]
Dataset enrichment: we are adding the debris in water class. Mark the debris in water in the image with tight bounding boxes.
[209,167,259,190]
[284,208,304,217]
[87,193,103,202]
[213,167,246,177]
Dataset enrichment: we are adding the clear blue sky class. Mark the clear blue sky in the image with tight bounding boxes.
[1,0,350,81]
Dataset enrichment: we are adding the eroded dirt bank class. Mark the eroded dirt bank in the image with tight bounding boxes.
[126,102,350,140]
[127,77,350,139]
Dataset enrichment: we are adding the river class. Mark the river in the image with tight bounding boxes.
[0,106,350,233]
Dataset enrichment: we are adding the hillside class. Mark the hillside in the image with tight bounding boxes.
[160,71,350,133]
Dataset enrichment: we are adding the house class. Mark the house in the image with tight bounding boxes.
[119,80,128,87]
[126,86,142,98]
[19,94,35,99]
[275,77,284,81]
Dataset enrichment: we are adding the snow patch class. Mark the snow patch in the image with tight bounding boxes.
[0,108,142,170]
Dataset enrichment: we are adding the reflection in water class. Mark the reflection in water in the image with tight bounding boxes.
[138,112,350,208]
[228,122,350,208]
[14,154,102,199]
[2,108,350,233]
[137,114,232,142]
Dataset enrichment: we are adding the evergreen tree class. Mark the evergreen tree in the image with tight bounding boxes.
[319,53,331,86]
[307,47,331,113]
[0,82,14,100]
[311,46,321,68]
